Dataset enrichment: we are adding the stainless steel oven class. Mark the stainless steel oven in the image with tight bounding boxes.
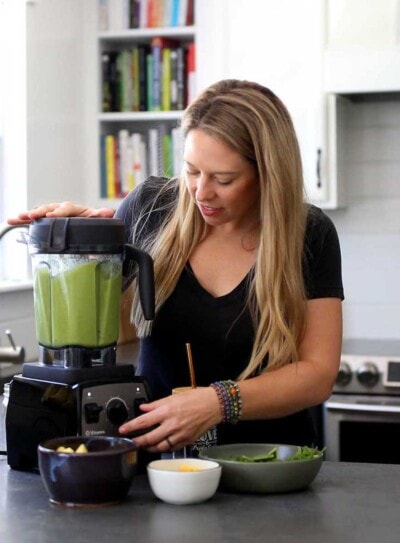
[324,339,400,463]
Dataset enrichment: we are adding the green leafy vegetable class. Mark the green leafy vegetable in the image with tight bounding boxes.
[224,446,325,463]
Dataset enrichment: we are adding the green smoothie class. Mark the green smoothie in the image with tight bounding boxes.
[33,257,122,348]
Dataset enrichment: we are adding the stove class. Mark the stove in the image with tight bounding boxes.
[324,339,400,463]
[334,339,400,395]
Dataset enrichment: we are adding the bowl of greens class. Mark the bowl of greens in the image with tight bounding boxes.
[199,443,324,494]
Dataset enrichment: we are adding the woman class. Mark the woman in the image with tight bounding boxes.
[9,79,344,454]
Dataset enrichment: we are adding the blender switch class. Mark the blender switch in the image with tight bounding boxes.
[106,398,129,426]
[84,403,103,424]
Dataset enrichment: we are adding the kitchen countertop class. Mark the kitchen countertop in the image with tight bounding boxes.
[0,456,399,543]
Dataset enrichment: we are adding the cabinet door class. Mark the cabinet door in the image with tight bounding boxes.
[204,0,339,207]
[325,0,400,92]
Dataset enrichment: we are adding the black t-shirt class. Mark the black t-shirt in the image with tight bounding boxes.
[116,177,344,446]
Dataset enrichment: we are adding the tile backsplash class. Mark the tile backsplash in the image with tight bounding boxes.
[327,97,400,341]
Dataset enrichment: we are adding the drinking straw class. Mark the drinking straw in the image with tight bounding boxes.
[185,342,196,388]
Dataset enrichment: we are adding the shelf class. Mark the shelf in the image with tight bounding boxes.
[98,111,183,122]
[98,26,195,42]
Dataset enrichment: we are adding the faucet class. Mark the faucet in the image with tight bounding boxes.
[0,222,29,242]
[0,330,25,364]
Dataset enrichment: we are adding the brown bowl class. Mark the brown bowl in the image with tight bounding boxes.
[38,436,138,508]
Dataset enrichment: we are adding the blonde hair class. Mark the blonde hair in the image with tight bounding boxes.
[130,79,307,380]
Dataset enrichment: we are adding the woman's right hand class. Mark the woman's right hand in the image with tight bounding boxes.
[7,201,115,225]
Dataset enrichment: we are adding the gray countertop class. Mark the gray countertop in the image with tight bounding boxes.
[1,346,399,543]
[0,456,400,543]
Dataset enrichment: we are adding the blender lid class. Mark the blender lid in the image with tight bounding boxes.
[28,217,126,253]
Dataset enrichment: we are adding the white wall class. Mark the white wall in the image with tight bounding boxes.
[26,0,86,207]
[0,0,88,364]
[327,98,400,340]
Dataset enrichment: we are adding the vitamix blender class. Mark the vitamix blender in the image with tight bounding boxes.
[6,217,155,470]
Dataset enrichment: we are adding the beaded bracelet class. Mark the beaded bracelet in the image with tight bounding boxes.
[210,380,243,424]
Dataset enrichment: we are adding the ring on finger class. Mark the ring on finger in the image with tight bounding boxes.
[165,436,174,449]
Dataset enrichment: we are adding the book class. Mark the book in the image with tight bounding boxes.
[139,0,148,27]
[101,51,119,112]
[118,129,131,195]
[132,46,140,111]
[187,42,196,105]
[108,0,127,30]
[171,126,184,176]
[138,45,148,111]
[105,135,117,198]
[171,0,180,26]
[164,0,173,27]
[146,53,153,111]
[170,49,178,110]
[131,132,143,186]
[129,0,141,28]
[161,47,172,111]
[119,49,133,111]
[186,0,194,25]
[162,133,173,177]
[147,127,159,176]
[100,134,107,198]
[151,37,179,112]
[176,46,186,110]
[178,0,188,26]
[150,37,163,111]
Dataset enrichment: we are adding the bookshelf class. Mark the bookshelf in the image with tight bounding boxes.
[96,1,196,202]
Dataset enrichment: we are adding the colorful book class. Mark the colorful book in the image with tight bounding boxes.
[138,45,148,111]
[146,53,154,111]
[170,49,178,110]
[176,46,186,110]
[118,129,131,195]
[105,135,117,198]
[130,0,141,28]
[162,47,172,111]
[132,46,140,111]
[187,42,196,105]
[100,134,107,198]
[148,127,159,176]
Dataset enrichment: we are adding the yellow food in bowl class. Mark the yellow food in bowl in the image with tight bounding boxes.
[56,444,88,454]
[179,464,201,472]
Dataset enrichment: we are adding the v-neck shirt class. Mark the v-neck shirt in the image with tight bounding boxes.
[116,177,344,446]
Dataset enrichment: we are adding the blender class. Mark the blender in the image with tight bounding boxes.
[6,217,155,470]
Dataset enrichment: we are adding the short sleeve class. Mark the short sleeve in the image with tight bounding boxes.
[303,206,344,301]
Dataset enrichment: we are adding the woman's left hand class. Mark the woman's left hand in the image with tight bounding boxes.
[119,386,222,453]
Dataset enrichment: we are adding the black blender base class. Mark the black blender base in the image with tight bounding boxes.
[21,362,136,384]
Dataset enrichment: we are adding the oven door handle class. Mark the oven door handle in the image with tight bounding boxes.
[325,400,400,414]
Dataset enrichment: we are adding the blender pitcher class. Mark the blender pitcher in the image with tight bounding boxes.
[27,217,154,368]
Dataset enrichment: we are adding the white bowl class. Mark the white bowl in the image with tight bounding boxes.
[147,458,222,505]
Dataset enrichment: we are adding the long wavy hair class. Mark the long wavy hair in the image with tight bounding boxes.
[130,79,307,379]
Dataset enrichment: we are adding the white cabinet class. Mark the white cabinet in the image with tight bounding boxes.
[324,0,400,92]
[211,0,343,208]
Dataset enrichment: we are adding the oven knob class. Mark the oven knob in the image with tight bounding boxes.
[356,362,379,388]
[106,398,129,426]
[336,361,352,386]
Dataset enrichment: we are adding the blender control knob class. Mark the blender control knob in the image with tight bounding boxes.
[357,362,379,388]
[106,398,129,426]
[336,361,352,386]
